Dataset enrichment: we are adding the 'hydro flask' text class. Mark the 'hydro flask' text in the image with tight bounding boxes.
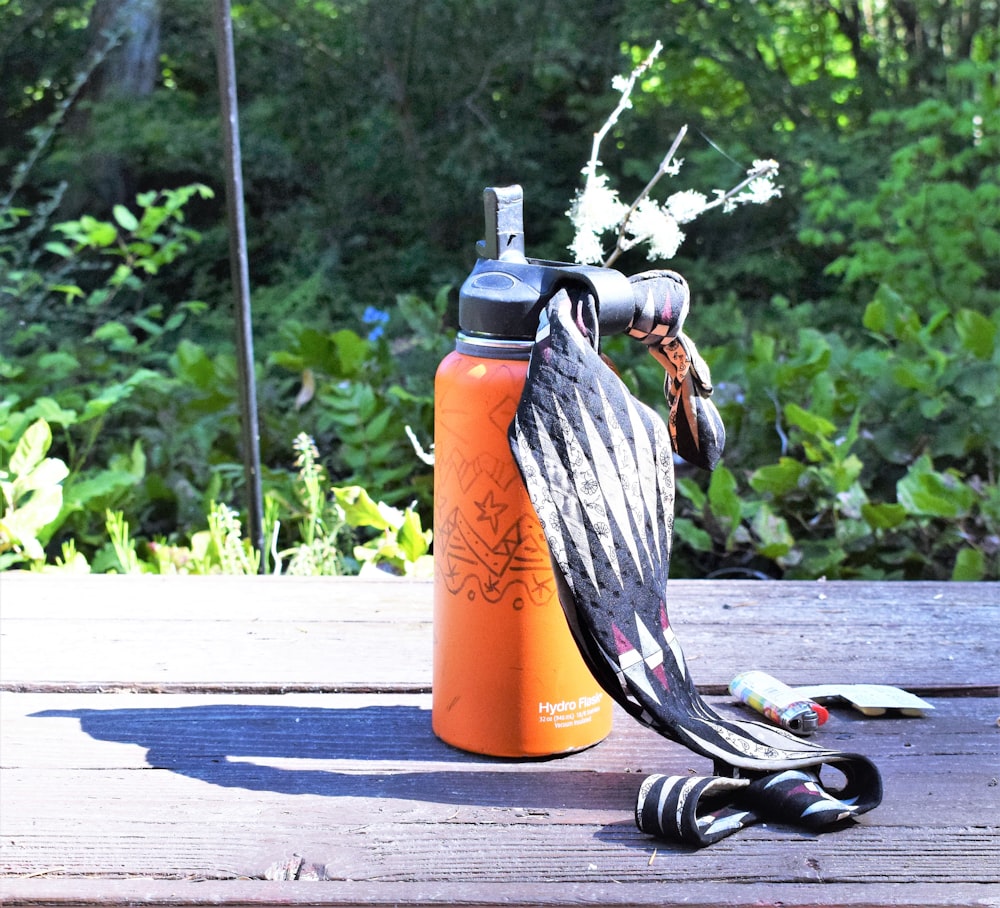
[537,692,604,728]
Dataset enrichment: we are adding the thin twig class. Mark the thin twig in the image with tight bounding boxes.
[604,125,688,267]
[695,159,780,217]
[584,41,662,183]
[607,156,779,266]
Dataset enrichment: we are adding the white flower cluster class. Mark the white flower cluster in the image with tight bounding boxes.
[723,160,783,213]
[568,171,627,264]
[629,197,685,261]
[568,156,782,266]
[567,43,783,268]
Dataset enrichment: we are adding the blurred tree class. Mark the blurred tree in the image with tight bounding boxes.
[64,0,162,212]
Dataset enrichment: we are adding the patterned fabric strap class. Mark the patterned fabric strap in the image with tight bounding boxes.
[508,280,882,847]
[636,762,882,847]
[625,270,724,471]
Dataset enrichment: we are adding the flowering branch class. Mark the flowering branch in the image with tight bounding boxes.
[567,48,783,268]
[604,125,687,267]
[583,41,663,187]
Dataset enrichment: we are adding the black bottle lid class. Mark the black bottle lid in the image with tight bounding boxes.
[458,186,636,342]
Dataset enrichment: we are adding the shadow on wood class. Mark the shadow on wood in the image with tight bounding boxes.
[29,703,643,810]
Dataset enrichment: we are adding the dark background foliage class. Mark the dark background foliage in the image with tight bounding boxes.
[2,0,997,578]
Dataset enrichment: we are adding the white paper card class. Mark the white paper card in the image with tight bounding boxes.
[793,683,935,716]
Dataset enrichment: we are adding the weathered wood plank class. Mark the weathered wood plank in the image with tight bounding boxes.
[3,818,998,884]
[0,576,433,692]
[3,772,997,883]
[3,694,997,774]
[2,693,997,888]
[1,578,997,908]
[2,879,997,908]
[1,577,997,692]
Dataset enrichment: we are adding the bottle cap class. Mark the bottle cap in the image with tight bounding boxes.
[458,186,637,341]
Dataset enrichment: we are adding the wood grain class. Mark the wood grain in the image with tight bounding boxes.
[1,576,997,907]
[2,693,998,887]
[2,576,997,693]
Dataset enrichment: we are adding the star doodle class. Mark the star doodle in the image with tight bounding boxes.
[474,490,509,534]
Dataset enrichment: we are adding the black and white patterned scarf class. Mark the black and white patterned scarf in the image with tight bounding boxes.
[508,273,881,846]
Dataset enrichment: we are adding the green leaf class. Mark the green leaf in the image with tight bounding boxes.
[784,403,836,438]
[793,541,849,578]
[331,329,370,376]
[750,332,775,365]
[49,283,85,300]
[86,287,111,307]
[749,458,806,497]
[896,455,975,519]
[919,396,946,419]
[81,216,118,248]
[861,502,908,530]
[360,407,394,442]
[92,321,138,351]
[672,517,714,552]
[862,299,888,333]
[8,481,64,536]
[952,547,985,581]
[676,477,706,510]
[333,485,393,530]
[79,370,160,422]
[891,360,935,394]
[172,340,216,388]
[9,419,52,476]
[44,241,75,258]
[25,398,78,428]
[0,512,47,560]
[113,204,139,232]
[834,513,871,547]
[707,466,742,545]
[108,263,136,288]
[830,454,864,494]
[751,504,794,558]
[113,439,146,480]
[17,457,69,495]
[954,363,998,407]
[63,470,140,511]
[955,308,995,359]
[397,507,430,562]
[163,311,187,332]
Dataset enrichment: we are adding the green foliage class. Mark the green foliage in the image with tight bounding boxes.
[670,285,998,580]
[0,419,69,568]
[658,53,999,581]
[268,433,348,576]
[3,184,214,334]
[2,1,998,582]
[269,286,449,510]
[2,173,444,560]
[5,420,432,577]
[1,184,216,530]
[104,509,143,574]
[333,485,433,578]
[806,62,1000,321]
[100,501,260,575]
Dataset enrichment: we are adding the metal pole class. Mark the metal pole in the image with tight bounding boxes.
[212,0,265,566]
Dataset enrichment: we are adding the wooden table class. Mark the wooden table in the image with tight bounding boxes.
[1,575,998,907]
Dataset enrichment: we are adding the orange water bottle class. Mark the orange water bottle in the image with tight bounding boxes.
[432,187,614,756]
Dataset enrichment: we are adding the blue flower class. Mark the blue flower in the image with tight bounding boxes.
[362,306,390,340]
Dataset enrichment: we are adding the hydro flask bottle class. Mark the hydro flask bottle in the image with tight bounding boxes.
[432,187,635,757]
